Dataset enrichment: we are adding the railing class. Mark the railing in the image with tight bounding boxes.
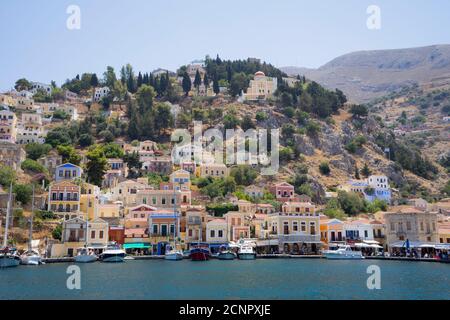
[278,234,321,243]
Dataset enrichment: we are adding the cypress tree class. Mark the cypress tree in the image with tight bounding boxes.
[193,70,202,89]
[213,77,220,95]
[203,73,209,88]
[182,72,192,96]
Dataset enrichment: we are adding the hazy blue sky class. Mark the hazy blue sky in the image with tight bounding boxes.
[1,0,450,90]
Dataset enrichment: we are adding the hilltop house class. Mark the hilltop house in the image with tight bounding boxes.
[94,87,110,102]
[0,141,26,170]
[0,110,17,143]
[30,82,52,95]
[339,175,391,204]
[269,182,295,202]
[245,185,264,199]
[242,71,278,101]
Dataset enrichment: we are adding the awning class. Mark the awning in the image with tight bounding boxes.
[256,240,279,247]
[435,244,450,250]
[389,241,435,249]
[123,243,151,249]
[363,240,380,245]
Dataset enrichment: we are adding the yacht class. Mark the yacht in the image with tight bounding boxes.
[190,244,211,261]
[0,248,21,268]
[323,245,364,260]
[165,245,183,261]
[0,183,20,268]
[238,245,256,260]
[20,249,43,266]
[20,187,44,266]
[75,247,97,263]
[99,242,126,263]
[217,245,237,260]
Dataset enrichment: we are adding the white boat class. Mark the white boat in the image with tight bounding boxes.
[20,187,44,266]
[100,242,126,263]
[238,245,256,260]
[217,245,237,260]
[75,248,97,263]
[1,183,20,268]
[20,249,43,266]
[323,245,364,260]
[165,244,183,261]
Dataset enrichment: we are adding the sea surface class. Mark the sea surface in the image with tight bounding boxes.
[1,259,449,300]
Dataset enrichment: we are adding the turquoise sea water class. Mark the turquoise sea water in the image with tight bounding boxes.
[1,259,449,300]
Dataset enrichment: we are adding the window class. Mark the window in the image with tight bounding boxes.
[292,221,298,232]
[364,230,368,238]
[406,221,411,231]
[210,230,215,238]
[152,225,158,234]
[170,224,175,235]
[91,230,95,239]
[99,231,104,239]
[218,230,223,238]
[301,222,306,232]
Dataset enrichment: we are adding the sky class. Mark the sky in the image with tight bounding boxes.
[1,0,450,91]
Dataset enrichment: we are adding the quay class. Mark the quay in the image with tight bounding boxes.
[365,256,450,264]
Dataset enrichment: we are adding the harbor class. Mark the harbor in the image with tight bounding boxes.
[1,259,449,300]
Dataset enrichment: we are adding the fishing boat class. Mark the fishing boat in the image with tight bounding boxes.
[323,245,364,260]
[238,245,256,260]
[20,186,43,266]
[165,245,183,261]
[0,183,20,268]
[217,245,236,260]
[99,242,126,263]
[190,244,211,261]
[75,247,97,263]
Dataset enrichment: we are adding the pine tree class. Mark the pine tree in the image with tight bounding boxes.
[213,77,220,95]
[193,70,202,89]
[361,163,372,178]
[182,72,192,96]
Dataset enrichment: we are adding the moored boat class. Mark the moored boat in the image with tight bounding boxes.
[190,244,211,261]
[238,245,256,260]
[0,248,21,268]
[75,247,97,263]
[100,242,126,263]
[323,245,364,260]
[217,245,236,260]
[165,245,183,261]
[20,249,43,266]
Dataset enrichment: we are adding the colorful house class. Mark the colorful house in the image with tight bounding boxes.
[55,163,83,182]
[270,182,295,202]
[48,180,82,220]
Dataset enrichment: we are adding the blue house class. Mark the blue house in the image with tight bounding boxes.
[55,163,83,182]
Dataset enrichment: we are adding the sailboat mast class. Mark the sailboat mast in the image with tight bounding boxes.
[28,185,35,251]
[2,182,13,248]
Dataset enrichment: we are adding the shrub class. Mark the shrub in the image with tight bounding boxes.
[21,159,47,174]
[319,162,331,175]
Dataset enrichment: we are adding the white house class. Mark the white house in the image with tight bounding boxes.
[30,82,52,95]
[206,219,228,243]
[94,87,110,102]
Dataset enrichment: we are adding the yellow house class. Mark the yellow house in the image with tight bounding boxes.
[98,203,121,219]
[199,163,229,178]
[48,180,82,220]
[438,224,450,244]
[79,182,100,220]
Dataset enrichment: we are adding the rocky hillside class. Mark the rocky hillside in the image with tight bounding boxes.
[281,45,450,103]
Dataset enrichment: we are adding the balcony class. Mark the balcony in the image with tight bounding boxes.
[278,234,321,243]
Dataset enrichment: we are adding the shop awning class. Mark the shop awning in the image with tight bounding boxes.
[123,243,151,249]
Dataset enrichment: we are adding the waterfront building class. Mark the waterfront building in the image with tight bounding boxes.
[206,219,228,250]
[124,204,157,253]
[384,207,438,252]
[79,182,100,220]
[438,223,450,244]
[55,163,83,182]
[185,207,207,245]
[38,150,62,177]
[0,141,26,170]
[243,71,278,101]
[224,211,251,242]
[87,218,109,250]
[58,217,87,257]
[0,110,17,143]
[320,218,345,245]
[48,180,82,220]
[343,219,375,243]
[265,201,321,254]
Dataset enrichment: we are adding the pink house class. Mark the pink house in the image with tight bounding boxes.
[270,182,295,202]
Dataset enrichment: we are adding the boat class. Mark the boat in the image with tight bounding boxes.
[99,242,126,263]
[217,245,236,260]
[165,245,183,261]
[323,245,364,260]
[20,187,44,266]
[238,245,256,260]
[0,183,20,268]
[75,247,97,263]
[0,247,21,268]
[190,244,211,261]
[20,249,43,266]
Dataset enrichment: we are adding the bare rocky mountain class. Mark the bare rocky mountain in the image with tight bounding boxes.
[281,45,450,103]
